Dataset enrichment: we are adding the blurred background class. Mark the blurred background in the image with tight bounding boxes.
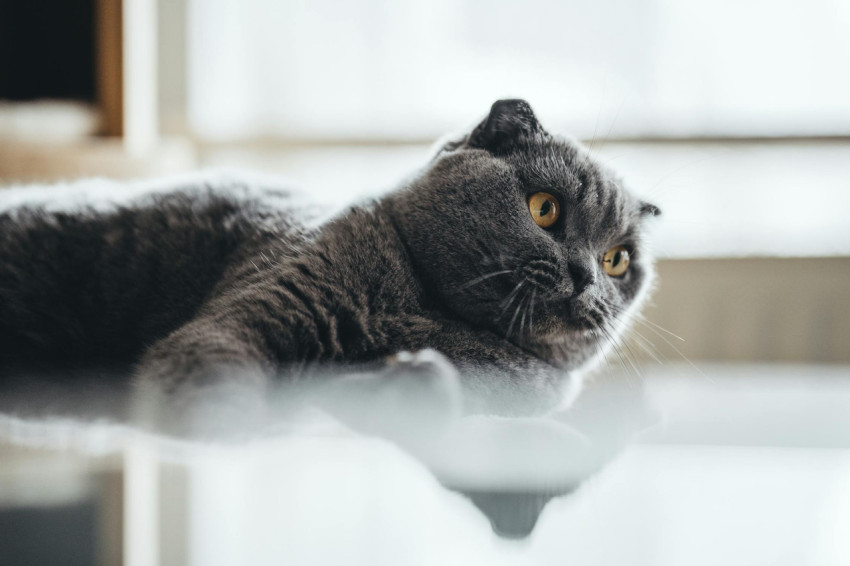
[1,0,849,565]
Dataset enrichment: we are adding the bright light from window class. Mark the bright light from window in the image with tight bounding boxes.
[188,0,850,141]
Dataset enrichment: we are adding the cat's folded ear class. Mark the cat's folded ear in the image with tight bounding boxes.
[468,99,547,153]
[639,202,661,217]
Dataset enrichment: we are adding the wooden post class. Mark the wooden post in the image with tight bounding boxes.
[96,0,158,154]
[96,0,123,137]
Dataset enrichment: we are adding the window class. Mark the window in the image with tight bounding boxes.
[187,0,850,141]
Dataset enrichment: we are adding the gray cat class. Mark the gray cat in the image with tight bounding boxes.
[0,99,659,420]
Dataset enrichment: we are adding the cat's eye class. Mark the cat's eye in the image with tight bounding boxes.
[528,192,560,228]
[602,246,630,277]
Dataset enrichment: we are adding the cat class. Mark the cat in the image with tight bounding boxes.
[0,99,660,425]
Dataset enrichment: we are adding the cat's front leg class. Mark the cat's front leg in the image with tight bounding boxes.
[132,321,274,437]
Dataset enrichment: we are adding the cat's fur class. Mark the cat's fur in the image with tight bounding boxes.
[0,100,659,417]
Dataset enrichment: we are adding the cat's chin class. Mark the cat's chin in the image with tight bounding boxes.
[512,328,597,368]
[537,323,596,344]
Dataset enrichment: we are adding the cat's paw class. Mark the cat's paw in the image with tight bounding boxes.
[132,359,270,440]
[317,349,462,446]
[381,349,463,420]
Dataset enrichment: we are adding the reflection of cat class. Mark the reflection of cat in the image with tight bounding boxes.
[0,100,659,416]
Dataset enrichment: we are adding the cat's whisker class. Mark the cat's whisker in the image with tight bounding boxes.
[585,74,607,156]
[471,237,515,271]
[634,314,686,342]
[518,296,529,340]
[630,332,665,365]
[640,150,728,202]
[600,323,643,381]
[600,299,709,382]
[598,301,666,369]
[594,334,622,374]
[511,288,535,341]
[597,302,665,364]
[506,290,529,339]
[615,320,665,366]
[497,280,526,319]
[612,324,644,378]
[595,326,631,379]
[450,269,513,293]
[523,288,537,339]
[613,333,643,379]
[633,318,710,382]
[589,309,638,378]
[594,96,626,154]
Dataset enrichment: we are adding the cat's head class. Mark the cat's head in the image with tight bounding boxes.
[387,99,660,372]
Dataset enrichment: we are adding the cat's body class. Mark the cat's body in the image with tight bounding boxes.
[0,181,306,372]
[0,100,659,417]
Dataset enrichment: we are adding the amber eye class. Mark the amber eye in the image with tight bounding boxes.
[602,245,630,277]
[528,192,560,228]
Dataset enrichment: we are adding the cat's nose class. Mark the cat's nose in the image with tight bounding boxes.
[567,258,595,296]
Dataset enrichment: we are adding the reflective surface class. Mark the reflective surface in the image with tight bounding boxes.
[2,363,849,565]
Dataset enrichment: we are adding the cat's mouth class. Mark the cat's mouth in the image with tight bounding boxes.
[512,328,598,369]
[537,320,597,343]
[539,294,606,330]
[498,295,604,364]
